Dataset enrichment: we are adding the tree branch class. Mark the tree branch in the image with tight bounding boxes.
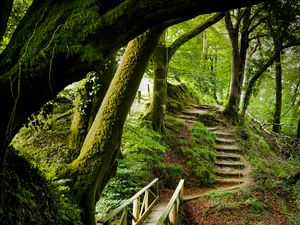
[168,12,225,59]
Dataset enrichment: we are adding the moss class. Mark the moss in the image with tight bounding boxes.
[167,82,198,112]
[0,149,82,225]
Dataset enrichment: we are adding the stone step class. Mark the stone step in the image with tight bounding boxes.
[216,152,241,161]
[215,160,245,169]
[215,167,244,178]
[214,131,235,138]
[215,144,240,153]
[215,177,244,185]
[216,137,236,144]
[177,114,198,121]
[207,126,219,131]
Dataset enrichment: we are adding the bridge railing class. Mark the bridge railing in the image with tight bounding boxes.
[156,179,184,225]
[99,178,159,225]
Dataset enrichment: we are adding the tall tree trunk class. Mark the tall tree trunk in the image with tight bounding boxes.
[68,53,117,149]
[272,38,282,133]
[150,31,168,133]
[68,78,90,150]
[60,29,162,225]
[223,9,251,122]
[224,16,240,121]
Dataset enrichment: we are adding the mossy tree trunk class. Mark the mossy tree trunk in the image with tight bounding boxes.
[150,31,168,133]
[272,37,283,133]
[68,78,90,150]
[147,13,224,133]
[0,0,262,173]
[60,29,162,225]
[68,53,117,149]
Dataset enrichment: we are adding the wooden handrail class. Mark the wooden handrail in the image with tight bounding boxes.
[156,179,184,225]
[99,178,159,224]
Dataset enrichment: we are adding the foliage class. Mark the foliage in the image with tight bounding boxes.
[167,16,231,103]
[234,124,300,210]
[155,163,184,188]
[95,122,166,218]
[0,0,32,52]
[168,121,216,186]
[0,150,82,225]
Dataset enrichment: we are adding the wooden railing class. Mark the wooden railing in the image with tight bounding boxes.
[156,179,184,225]
[99,178,159,225]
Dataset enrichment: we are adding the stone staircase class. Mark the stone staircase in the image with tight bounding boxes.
[208,126,251,187]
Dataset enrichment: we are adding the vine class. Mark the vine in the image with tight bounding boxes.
[5,5,48,144]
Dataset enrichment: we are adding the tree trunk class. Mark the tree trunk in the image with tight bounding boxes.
[272,38,282,133]
[150,31,168,133]
[223,13,240,122]
[60,29,162,225]
[223,9,251,123]
[87,53,117,131]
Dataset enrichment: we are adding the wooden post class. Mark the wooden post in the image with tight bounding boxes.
[121,208,128,225]
[132,197,140,225]
[169,199,177,225]
[144,190,149,211]
[179,184,184,201]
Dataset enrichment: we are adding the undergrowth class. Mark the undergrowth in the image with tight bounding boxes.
[234,124,300,222]
[161,120,216,188]
[95,121,166,219]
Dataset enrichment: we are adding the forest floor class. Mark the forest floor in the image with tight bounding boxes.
[161,104,300,225]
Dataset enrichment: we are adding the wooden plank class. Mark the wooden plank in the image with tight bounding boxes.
[135,196,159,225]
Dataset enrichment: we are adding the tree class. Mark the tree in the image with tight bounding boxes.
[0,0,267,223]
[223,6,266,122]
[0,0,265,173]
[266,0,300,133]
[240,0,300,130]
[147,12,225,133]
[59,29,163,224]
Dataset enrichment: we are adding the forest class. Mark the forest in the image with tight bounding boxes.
[0,0,299,224]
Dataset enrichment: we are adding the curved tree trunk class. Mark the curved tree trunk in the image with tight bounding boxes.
[59,29,162,225]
